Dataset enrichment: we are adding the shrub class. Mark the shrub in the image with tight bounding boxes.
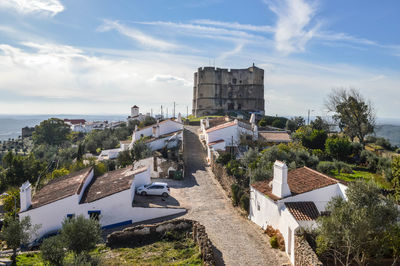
[41,235,66,266]
[240,194,249,214]
[231,184,242,206]
[216,152,234,165]
[60,215,101,256]
[226,160,245,178]
[270,235,279,249]
[317,161,336,174]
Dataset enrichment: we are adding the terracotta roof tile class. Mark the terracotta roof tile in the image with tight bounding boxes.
[208,139,225,146]
[31,167,93,209]
[259,131,291,142]
[81,166,148,203]
[251,167,339,200]
[285,202,319,221]
[206,121,236,133]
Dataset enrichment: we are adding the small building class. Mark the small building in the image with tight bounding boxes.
[128,105,146,122]
[129,119,183,151]
[19,166,185,240]
[249,161,347,264]
[98,148,121,161]
[200,116,258,161]
[258,131,291,145]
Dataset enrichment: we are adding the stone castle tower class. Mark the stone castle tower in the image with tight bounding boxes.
[192,65,265,117]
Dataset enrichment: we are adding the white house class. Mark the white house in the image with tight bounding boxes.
[249,161,348,264]
[127,105,146,122]
[129,119,183,151]
[19,166,185,241]
[200,116,258,161]
[98,148,121,161]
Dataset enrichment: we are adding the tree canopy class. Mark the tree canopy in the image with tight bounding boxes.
[316,180,399,265]
[32,118,71,146]
[325,88,375,145]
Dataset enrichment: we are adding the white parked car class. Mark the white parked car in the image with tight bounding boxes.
[136,182,170,197]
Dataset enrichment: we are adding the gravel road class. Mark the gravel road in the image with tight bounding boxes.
[171,126,290,266]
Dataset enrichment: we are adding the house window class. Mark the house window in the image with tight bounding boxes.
[67,214,75,220]
[88,210,101,221]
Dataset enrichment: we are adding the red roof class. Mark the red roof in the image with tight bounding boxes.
[252,166,339,201]
[206,121,236,133]
[208,139,225,146]
[285,202,319,221]
[64,119,86,125]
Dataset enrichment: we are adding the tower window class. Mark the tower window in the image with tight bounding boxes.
[232,78,237,84]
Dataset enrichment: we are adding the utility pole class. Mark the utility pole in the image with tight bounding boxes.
[151,108,153,117]
[161,105,163,119]
[173,102,176,119]
[307,109,314,125]
[186,105,188,118]
[166,107,168,119]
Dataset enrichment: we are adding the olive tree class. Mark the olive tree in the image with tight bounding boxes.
[1,216,39,264]
[316,181,399,265]
[325,88,375,146]
[60,215,101,257]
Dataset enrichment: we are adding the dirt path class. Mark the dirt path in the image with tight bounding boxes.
[173,126,290,266]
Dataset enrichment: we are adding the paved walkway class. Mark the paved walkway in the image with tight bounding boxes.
[175,126,290,266]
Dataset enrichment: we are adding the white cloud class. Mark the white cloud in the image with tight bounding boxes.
[98,20,178,51]
[148,74,191,87]
[218,43,244,60]
[264,0,319,54]
[192,19,274,33]
[0,0,64,16]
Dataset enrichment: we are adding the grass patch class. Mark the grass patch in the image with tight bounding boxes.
[16,253,44,266]
[331,169,392,189]
[15,233,202,266]
[186,115,223,122]
[103,233,202,266]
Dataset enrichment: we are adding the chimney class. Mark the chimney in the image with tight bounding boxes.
[20,181,31,212]
[177,113,182,123]
[272,161,291,198]
[249,113,256,125]
[252,125,258,141]
[205,117,210,128]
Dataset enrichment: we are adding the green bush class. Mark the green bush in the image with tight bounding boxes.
[41,235,66,266]
[61,215,101,256]
[270,235,279,249]
[317,161,336,174]
[240,194,249,214]
[216,153,234,165]
[231,184,242,206]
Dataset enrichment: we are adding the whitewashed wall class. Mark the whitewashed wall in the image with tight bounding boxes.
[147,132,183,151]
[20,167,184,241]
[207,125,239,146]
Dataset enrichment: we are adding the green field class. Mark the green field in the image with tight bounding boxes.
[186,115,223,122]
[331,169,392,189]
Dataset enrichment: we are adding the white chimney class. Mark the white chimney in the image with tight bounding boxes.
[250,113,256,125]
[20,181,31,212]
[205,117,210,128]
[272,161,291,198]
[177,113,182,123]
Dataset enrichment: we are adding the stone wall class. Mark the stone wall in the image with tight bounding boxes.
[210,151,235,197]
[295,234,322,266]
[106,219,216,266]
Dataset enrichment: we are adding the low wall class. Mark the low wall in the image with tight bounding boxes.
[295,234,322,266]
[210,152,235,197]
[106,219,216,266]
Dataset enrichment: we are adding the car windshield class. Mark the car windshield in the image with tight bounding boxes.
[144,184,152,188]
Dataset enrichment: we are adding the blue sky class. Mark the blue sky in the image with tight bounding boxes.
[0,0,399,118]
